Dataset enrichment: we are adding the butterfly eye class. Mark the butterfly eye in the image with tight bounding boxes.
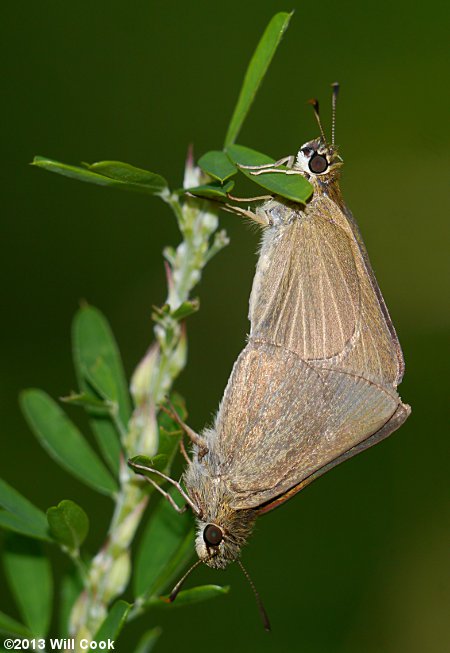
[203,524,223,546]
[309,154,328,174]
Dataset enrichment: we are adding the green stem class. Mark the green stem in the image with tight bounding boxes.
[68,164,228,644]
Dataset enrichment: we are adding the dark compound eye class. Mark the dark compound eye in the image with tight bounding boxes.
[203,524,223,547]
[309,153,328,174]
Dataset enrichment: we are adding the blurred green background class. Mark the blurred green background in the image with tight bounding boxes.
[1,1,449,651]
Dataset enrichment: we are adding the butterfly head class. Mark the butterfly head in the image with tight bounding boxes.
[295,139,343,179]
[194,509,256,569]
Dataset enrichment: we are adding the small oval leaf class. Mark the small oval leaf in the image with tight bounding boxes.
[185,179,234,201]
[20,389,118,496]
[198,151,238,182]
[227,144,313,204]
[47,499,89,551]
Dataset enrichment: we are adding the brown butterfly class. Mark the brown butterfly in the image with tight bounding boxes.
[130,84,410,628]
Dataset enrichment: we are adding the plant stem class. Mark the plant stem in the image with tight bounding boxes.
[68,161,228,647]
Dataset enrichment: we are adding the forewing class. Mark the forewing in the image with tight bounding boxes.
[214,341,399,510]
[249,195,403,387]
[250,211,360,361]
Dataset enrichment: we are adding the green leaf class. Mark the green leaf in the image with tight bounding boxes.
[72,305,131,474]
[134,493,195,598]
[20,389,118,496]
[134,627,162,653]
[46,500,89,551]
[171,299,200,321]
[32,157,168,196]
[0,512,48,541]
[0,610,33,638]
[224,12,292,147]
[0,479,50,541]
[227,144,313,203]
[94,600,131,643]
[3,536,53,637]
[185,179,234,201]
[129,454,169,477]
[157,394,187,469]
[61,391,110,411]
[147,585,229,609]
[59,570,83,637]
[198,151,238,182]
[73,306,131,424]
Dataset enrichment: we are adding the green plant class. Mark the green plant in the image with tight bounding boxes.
[0,12,312,651]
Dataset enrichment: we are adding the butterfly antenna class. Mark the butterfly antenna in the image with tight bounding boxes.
[237,559,271,632]
[331,82,340,146]
[307,98,327,145]
[169,558,204,602]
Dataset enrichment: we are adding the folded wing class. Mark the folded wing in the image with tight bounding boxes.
[214,341,400,510]
[249,197,404,387]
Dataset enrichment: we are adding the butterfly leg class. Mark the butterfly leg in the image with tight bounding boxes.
[238,155,295,171]
[248,167,305,176]
[227,193,272,202]
[144,476,188,513]
[160,400,209,460]
[222,203,272,226]
[128,458,201,516]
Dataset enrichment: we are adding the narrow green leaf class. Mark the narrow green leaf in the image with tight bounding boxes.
[46,500,89,551]
[86,419,121,478]
[171,299,200,321]
[20,389,118,496]
[227,144,313,203]
[0,479,50,541]
[147,585,229,609]
[87,161,167,192]
[32,157,168,195]
[0,610,33,638]
[72,305,131,474]
[157,393,187,468]
[198,151,238,182]
[59,570,83,637]
[94,600,131,643]
[73,306,131,424]
[134,627,162,653]
[134,493,195,598]
[185,179,234,201]
[61,392,110,411]
[0,511,50,541]
[224,12,292,147]
[3,536,53,637]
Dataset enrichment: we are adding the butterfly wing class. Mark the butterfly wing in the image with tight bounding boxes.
[249,195,404,387]
[214,340,405,511]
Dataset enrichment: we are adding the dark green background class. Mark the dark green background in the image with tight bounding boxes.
[2,1,449,651]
